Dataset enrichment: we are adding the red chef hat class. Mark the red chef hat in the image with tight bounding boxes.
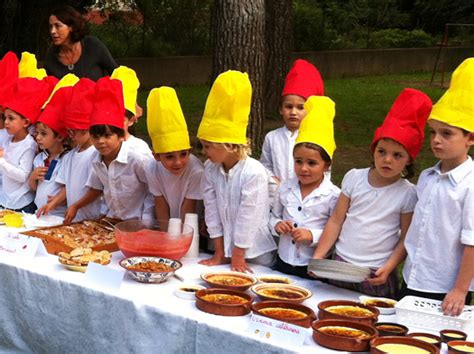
[0,52,19,109]
[89,76,125,130]
[5,77,55,123]
[37,86,72,138]
[64,78,96,130]
[372,88,432,160]
[281,59,324,99]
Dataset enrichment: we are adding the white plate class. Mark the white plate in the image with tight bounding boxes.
[174,284,205,300]
[22,213,64,229]
[359,295,397,315]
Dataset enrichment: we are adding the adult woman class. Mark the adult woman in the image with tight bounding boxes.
[44,6,117,81]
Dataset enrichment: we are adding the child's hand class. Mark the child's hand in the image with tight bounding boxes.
[291,228,312,245]
[36,202,54,217]
[0,148,4,158]
[275,220,294,234]
[31,166,48,181]
[366,265,390,285]
[231,254,253,273]
[442,288,466,316]
[63,205,78,225]
[198,254,229,266]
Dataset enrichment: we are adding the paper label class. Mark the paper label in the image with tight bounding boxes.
[0,232,48,259]
[84,262,124,292]
[247,313,308,346]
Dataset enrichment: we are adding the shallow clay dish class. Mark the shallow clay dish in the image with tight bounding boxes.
[408,333,442,349]
[318,300,379,325]
[359,295,397,315]
[370,336,439,354]
[440,329,468,343]
[447,340,474,354]
[251,300,315,328]
[374,322,409,336]
[201,271,257,291]
[195,288,253,316]
[251,283,312,303]
[174,284,206,300]
[312,319,377,352]
[258,274,294,284]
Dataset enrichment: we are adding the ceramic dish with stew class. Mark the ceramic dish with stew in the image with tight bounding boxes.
[440,329,468,343]
[447,340,474,353]
[251,300,315,328]
[195,288,253,316]
[251,283,312,303]
[359,295,397,315]
[258,274,294,284]
[407,333,442,349]
[201,271,258,291]
[174,284,206,300]
[312,319,378,352]
[374,322,409,336]
[318,300,379,325]
[119,256,182,284]
[370,336,440,354]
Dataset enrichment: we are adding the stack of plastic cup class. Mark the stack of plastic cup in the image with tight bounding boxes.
[183,213,199,259]
[167,218,182,236]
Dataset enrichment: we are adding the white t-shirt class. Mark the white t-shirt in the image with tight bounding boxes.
[86,143,153,220]
[33,151,68,217]
[202,157,277,259]
[335,168,417,268]
[0,134,37,209]
[270,176,340,266]
[123,135,153,159]
[56,145,104,222]
[0,129,11,206]
[145,154,203,219]
[403,158,474,293]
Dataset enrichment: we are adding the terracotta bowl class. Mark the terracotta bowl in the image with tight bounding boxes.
[374,322,409,336]
[251,283,312,304]
[448,340,474,354]
[440,329,468,343]
[370,336,439,354]
[312,319,378,352]
[318,300,379,325]
[201,271,258,291]
[251,300,316,328]
[195,288,253,316]
[407,333,442,349]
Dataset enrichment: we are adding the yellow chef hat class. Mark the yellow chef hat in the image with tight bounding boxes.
[111,65,139,116]
[296,95,336,158]
[42,73,79,109]
[147,87,190,154]
[197,70,251,144]
[430,58,474,132]
[18,52,47,79]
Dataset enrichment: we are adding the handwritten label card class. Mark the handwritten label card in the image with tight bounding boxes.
[0,232,48,259]
[84,262,124,292]
[247,313,308,346]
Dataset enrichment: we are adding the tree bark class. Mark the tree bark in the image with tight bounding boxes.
[211,0,266,152]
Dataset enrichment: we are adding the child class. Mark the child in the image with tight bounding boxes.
[197,70,277,273]
[0,77,55,212]
[38,78,104,222]
[30,74,78,217]
[402,58,474,316]
[111,66,153,158]
[63,76,153,223]
[145,86,203,220]
[312,88,432,299]
[260,59,324,183]
[270,96,340,278]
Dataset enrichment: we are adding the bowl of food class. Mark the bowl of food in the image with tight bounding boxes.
[201,271,258,291]
[371,336,439,354]
[440,330,468,343]
[174,284,206,300]
[251,300,315,328]
[318,300,379,325]
[119,256,182,283]
[58,247,111,273]
[374,322,408,336]
[407,333,442,349]
[312,319,378,352]
[195,288,253,316]
[115,219,193,260]
[258,275,294,284]
[251,283,312,303]
[359,295,397,315]
[447,340,474,353]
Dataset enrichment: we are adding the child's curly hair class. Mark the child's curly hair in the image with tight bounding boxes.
[207,139,252,160]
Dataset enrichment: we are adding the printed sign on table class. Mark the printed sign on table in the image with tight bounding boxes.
[247,313,309,346]
[0,232,48,259]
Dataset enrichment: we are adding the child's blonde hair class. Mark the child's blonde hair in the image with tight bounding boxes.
[207,140,252,160]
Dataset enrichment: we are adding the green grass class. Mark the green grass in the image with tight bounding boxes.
[135,71,450,185]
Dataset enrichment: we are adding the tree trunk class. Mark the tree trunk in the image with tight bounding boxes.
[211,0,266,152]
[264,0,293,119]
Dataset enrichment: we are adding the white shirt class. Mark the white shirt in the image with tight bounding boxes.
[56,146,104,222]
[0,129,11,206]
[123,135,153,159]
[86,143,153,220]
[145,154,203,219]
[270,176,340,266]
[202,157,277,258]
[403,157,474,293]
[335,168,417,268]
[0,134,37,209]
[33,151,68,217]
[260,126,298,181]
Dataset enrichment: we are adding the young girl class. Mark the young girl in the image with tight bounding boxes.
[312,88,432,299]
[270,96,340,278]
[145,86,203,220]
[197,70,277,273]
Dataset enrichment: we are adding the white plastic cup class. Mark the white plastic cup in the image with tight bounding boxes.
[184,213,199,259]
[167,218,182,236]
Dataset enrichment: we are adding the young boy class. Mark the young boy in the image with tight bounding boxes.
[402,58,474,316]
[145,86,203,220]
[63,76,153,223]
[260,59,324,183]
